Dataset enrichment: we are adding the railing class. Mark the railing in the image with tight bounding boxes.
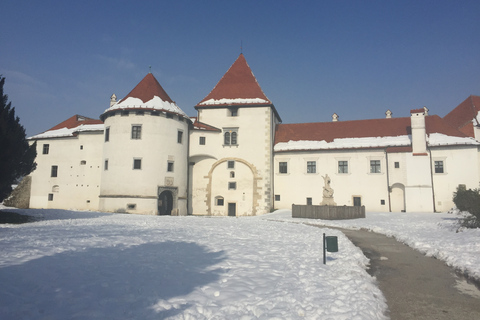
[292,204,365,220]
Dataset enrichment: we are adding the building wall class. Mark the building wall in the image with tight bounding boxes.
[29,132,103,210]
[190,106,278,216]
[274,149,390,211]
[99,111,189,215]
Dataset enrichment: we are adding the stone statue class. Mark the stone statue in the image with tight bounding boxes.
[320,174,337,206]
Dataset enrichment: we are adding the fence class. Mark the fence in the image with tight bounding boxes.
[292,204,365,220]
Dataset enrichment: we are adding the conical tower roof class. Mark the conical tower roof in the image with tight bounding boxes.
[102,73,188,119]
[196,54,272,107]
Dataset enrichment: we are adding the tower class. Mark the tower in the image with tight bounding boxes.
[99,73,191,215]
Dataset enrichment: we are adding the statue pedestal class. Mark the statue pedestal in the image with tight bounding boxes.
[320,198,337,206]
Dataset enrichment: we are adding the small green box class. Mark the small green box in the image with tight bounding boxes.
[325,236,338,252]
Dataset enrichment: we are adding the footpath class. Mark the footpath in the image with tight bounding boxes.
[335,228,480,320]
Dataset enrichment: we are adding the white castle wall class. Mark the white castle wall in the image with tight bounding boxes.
[29,132,103,210]
[99,111,189,215]
[190,106,278,216]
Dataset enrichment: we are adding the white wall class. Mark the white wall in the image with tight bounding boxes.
[100,111,189,215]
[29,132,103,210]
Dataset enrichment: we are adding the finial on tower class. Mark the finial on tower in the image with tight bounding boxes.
[240,40,243,54]
[149,65,152,73]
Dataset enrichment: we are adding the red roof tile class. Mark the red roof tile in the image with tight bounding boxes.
[191,118,221,132]
[274,115,467,145]
[196,54,272,107]
[118,73,173,104]
[443,95,480,138]
[49,115,103,131]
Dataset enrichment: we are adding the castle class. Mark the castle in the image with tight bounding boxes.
[25,54,480,215]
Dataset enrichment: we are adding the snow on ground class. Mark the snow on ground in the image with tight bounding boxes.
[263,210,480,281]
[0,207,387,320]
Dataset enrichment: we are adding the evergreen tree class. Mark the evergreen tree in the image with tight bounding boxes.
[0,75,37,202]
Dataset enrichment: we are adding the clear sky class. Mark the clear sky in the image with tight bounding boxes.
[1,0,479,137]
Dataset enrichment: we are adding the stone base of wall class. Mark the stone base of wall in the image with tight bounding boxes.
[4,176,31,209]
[292,204,365,220]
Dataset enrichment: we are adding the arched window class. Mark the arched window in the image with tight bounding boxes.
[52,185,59,193]
[224,132,230,145]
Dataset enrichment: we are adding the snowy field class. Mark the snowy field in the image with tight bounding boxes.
[0,206,387,320]
[264,210,480,282]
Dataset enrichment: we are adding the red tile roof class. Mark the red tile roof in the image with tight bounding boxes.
[118,73,173,104]
[443,95,480,138]
[274,115,467,145]
[48,115,103,131]
[196,54,272,107]
[191,118,222,132]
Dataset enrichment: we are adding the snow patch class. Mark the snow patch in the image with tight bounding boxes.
[199,98,269,106]
[28,124,104,139]
[105,96,188,117]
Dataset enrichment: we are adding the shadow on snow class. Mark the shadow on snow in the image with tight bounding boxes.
[0,241,226,319]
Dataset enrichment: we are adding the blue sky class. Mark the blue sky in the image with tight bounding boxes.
[1,0,479,136]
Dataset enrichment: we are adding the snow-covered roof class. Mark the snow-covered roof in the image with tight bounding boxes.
[29,123,104,139]
[102,73,188,119]
[196,54,272,107]
[28,115,104,140]
[275,133,478,152]
[274,115,479,152]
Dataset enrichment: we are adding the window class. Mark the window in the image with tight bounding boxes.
[136,111,144,116]
[230,171,235,178]
[133,159,142,170]
[394,162,400,168]
[177,131,183,144]
[51,165,58,177]
[306,197,312,205]
[199,136,206,145]
[80,160,86,165]
[105,127,110,142]
[48,193,54,201]
[370,160,381,173]
[275,195,281,201]
[435,161,444,173]
[224,129,238,145]
[166,113,173,119]
[127,204,137,210]
[80,145,83,150]
[104,160,108,171]
[42,144,49,154]
[216,197,224,206]
[229,108,238,117]
[307,161,316,173]
[121,111,129,116]
[227,161,235,169]
[131,125,142,139]
[338,161,348,174]
[167,161,174,172]
[353,196,362,206]
[381,199,385,205]
[228,182,237,190]
[279,162,288,174]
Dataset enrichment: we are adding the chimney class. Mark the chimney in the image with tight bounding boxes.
[332,113,339,122]
[385,109,392,118]
[110,94,117,107]
[423,106,429,115]
[410,108,427,155]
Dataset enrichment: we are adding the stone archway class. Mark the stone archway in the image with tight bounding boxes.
[204,157,261,216]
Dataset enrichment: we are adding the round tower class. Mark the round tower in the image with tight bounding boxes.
[99,73,190,215]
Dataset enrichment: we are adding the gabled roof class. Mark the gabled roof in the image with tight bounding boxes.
[443,95,480,137]
[274,115,476,152]
[196,54,272,107]
[102,73,188,119]
[29,115,104,140]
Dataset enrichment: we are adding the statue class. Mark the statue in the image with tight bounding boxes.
[320,174,336,206]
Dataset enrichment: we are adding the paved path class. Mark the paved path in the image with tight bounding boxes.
[336,228,480,320]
